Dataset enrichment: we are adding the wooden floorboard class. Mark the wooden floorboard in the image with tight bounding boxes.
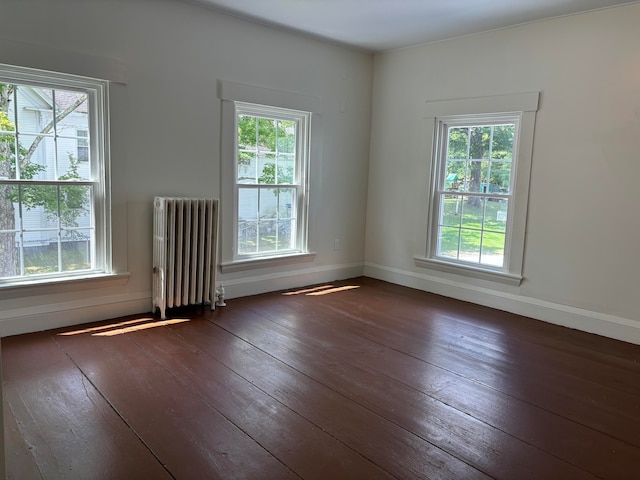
[3,277,640,479]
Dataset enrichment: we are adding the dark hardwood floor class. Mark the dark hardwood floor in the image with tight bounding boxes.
[2,277,640,479]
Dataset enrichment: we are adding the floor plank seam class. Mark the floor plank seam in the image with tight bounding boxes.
[204,315,494,479]
[50,334,178,480]
[166,324,403,480]
[124,331,305,480]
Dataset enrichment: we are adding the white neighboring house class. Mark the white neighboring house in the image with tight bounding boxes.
[9,86,91,256]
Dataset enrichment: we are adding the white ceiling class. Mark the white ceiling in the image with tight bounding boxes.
[187,0,638,52]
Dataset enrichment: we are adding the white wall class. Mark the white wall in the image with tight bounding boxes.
[365,4,640,344]
[0,0,372,335]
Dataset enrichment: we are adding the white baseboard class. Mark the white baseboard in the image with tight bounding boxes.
[220,262,365,299]
[11,261,634,346]
[0,294,151,337]
[364,262,640,346]
[0,262,365,337]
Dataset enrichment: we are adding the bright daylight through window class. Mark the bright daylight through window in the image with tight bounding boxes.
[419,92,538,285]
[0,65,109,283]
[434,118,517,268]
[234,103,309,259]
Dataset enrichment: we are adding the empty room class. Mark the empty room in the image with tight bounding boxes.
[0,0,639,478]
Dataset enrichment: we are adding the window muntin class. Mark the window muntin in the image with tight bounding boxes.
[431,116,519,270]
[0,66,109,282]
[234,103,309,259]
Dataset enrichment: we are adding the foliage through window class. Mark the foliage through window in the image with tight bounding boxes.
[432,116,519,269]
[235,103,309,258]
[0,65,109,281]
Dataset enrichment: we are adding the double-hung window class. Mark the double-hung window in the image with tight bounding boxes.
[234,103,309,258]
[418,93,539,285]
[0,64,110,283]
[218,80,319,272]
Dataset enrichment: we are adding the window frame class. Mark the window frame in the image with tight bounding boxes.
[232,102,310,260]
[416,93,539,285]
[218,80,320,274]
[0,63,111,285]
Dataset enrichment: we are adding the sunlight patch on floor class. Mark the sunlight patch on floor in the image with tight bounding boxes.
[57,317,190,337]
[305,285,360,296]
[93,318,190,336]
[282,285,335,295]
[282,284,360,296]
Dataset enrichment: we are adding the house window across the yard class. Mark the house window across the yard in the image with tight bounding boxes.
[416,93,539,285]
[234,103,310,259]
[0,64,110,283]
[77,129,89,162]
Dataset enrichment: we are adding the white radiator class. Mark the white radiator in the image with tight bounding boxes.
[152,197,219,320]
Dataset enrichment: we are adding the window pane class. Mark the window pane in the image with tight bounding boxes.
[277,153,295,184]
[437,226,459,259]
[447,127,468,159]
[258,220,277,252]
[488,160,511,194]
[238,115,257,149]
[16,134,51,180]
[466,160,484,193]
[259,188,278,219]
[461,196,484,231]
[441,194,462,227]
[15,86,52,134]
[459,229,481,263]
[0,231,19,277]
[277,120,296,153]
[61,228,91,272]
[238,220,257,254]
[491,124,515,160]
[60,185,92,227]
[258,153,276,184]
[238,152,257,184]
[484,199,508,233]
[277,188,295,218]
[469,126,491,159]
[238,188,258,221]
[481,231,505,267]
[0,132,17,179]
[24,229,58,275]
[57,144,89,181]
[445,161,465,191]
[257,117,276,152]
[277,219,294,249]
[238,187,258,254]
[21,184,58,217]
[77,130,89,163]
[54,91,88,134]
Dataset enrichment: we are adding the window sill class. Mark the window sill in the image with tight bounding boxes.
[414,256,522,286]
[220,252,316,274]
[0,272,130,299]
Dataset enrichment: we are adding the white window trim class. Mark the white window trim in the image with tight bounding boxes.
[218,80,320,272]
[0,63,113,287]
[415,92,539,286]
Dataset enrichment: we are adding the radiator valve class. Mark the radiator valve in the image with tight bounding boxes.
[216,284,227,307]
